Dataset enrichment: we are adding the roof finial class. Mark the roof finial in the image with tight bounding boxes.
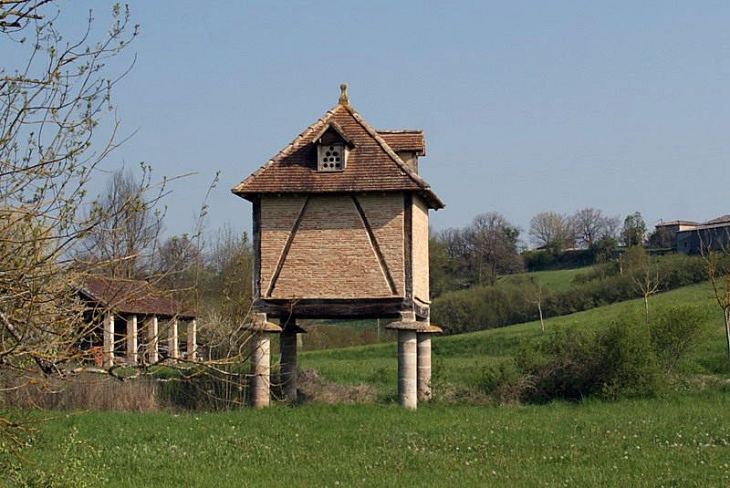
[338,83,349,106]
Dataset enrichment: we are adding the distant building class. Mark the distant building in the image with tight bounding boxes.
[655,215,730,254]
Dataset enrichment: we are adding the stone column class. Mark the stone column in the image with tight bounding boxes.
[168,318,179,360]
[417,324,442,402]
[417,333,432,402]
[146,316,159,363]
[126,314,138,364]
[279,318,305,403]
[250,332,271,408]
[186,319,197,361]
[103,312,114,367]
[245,313,282,408]
[397,329,418,410]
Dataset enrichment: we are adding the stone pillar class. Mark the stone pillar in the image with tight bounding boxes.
[279,318,305,403]
[146,316,159,363]
[397,329,418,410]
[186,319,197,361]
[168,318,179,360]
[250,331,271,408]
[245,313,282,408]
[126,314,138,364]
[417,333,432,402]
[103,312,114,367]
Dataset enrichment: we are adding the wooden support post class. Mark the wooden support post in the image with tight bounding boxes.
[103,312,114,367]
[126,314,138,364]
[417,333,432,402]
[168,318,179,360]
[146,316,159,363]
[187,319,197,361]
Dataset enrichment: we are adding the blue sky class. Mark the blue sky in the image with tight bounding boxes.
[33,1,730,245]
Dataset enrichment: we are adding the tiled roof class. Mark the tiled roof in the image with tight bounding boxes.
[377,130,425,156]
[80,277,196,319]
[232,103,443,209]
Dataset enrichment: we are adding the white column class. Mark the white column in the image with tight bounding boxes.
[168,318,179,360]
[126,314,138,364]
[417,333,432,402]
[103,312,114,367]
[250,332,271,408]
[397,329,418,410]
[186,319,197,361]
[146,316,159,363]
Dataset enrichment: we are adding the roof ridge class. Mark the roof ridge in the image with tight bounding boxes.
[344,105,434,192]
[232,106,340,194]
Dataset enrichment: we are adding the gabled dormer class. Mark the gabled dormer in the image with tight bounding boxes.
[313,121,353,172]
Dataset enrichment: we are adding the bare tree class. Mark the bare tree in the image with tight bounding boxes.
[571,208,620,248]
[77,167,165,279]
[529,211,573,251]
[466,212,523,286]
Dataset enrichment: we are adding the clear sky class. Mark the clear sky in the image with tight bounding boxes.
[33,1,730,245]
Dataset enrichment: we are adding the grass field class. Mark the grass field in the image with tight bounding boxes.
[4,281,730,487]
[6,392,730,487]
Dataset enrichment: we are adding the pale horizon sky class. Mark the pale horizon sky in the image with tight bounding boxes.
[27,1,730,246]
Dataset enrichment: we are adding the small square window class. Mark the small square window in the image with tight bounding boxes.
[317,144,345,172]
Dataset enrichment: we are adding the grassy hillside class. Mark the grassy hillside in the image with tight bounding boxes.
[300,282,728,398]
[499,266,588,293]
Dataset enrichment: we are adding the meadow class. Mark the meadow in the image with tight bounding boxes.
[3,282,730,487]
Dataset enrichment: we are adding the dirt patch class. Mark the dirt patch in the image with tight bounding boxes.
[297,369,378,405]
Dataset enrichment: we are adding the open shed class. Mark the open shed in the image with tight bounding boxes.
[79,277,197,366]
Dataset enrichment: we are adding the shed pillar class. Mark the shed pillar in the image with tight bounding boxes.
[186,319,197,361]
[397,329,418,410]
[146,316,159,363]
[126,314,138,364]
[103,312,114,367]
[168,318,179,360]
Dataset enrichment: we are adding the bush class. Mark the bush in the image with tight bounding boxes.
[650,305,710,374]
[482,311,670,403]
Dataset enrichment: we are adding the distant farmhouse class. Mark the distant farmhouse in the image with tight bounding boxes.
[655,215,730,254]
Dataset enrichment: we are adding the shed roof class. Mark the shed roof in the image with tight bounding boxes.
[232,90,443,209]
[80,277,196,319]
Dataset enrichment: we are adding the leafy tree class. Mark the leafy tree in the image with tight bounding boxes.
[647,226,675,249]
[621,211,646,247]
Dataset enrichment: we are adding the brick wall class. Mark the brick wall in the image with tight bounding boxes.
[260,194,405,299]
[411,195,430,304]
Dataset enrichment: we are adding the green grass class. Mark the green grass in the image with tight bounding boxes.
[4,281,730,487]
[300,282,728,390]
[7,392,730,487]
[500,267,588,293]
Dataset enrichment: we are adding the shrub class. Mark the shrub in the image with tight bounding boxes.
[650,305,710,374]
[482,311,667,403]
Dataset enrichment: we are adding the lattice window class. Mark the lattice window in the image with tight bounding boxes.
[317,144,345,172]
